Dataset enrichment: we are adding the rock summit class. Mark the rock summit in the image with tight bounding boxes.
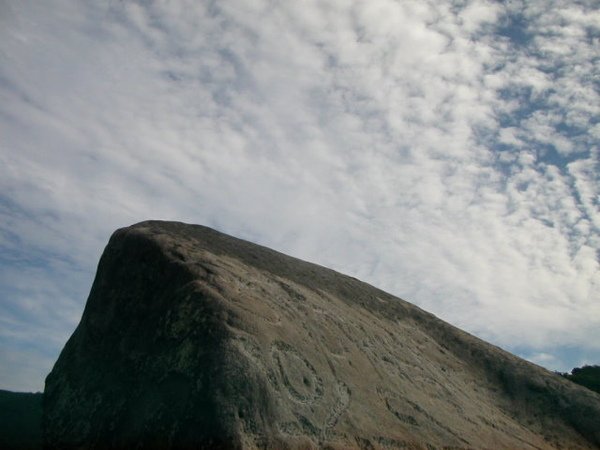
[43,221,600,449]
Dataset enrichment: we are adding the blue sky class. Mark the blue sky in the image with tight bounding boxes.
[1,0,598,392]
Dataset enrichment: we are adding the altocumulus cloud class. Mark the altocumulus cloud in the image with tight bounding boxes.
[0,0,598,391]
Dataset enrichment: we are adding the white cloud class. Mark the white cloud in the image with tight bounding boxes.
[0,0,598,390]
[526,352,561,369]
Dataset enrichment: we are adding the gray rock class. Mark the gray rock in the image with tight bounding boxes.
[43,221,600,449]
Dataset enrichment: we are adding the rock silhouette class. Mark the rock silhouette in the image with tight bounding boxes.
[43,221,600,449]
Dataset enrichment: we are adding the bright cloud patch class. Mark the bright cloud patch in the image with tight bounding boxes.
[0,0,598,391]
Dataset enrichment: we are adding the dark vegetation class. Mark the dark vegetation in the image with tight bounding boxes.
[0,390,42,450]
[560,365,600,395]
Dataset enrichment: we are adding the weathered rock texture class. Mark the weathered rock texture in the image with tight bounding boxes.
[43,221,600,450]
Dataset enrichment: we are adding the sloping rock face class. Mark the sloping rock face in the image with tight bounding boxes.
[43,221,600,450]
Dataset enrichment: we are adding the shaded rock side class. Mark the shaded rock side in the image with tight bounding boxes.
[43,221,600,450]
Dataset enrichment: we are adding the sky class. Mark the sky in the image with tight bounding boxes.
[0,0,598,392]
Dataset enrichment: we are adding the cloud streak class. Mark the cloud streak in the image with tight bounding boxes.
[0,0,598,390]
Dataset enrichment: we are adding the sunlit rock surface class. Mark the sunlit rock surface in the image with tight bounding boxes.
[43,221,600,449]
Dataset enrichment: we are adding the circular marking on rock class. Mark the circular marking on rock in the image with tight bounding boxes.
[271,341,323,403]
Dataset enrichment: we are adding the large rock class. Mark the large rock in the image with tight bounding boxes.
[43,221,600,449]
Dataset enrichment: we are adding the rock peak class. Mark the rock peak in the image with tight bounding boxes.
[43,221,600,449]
